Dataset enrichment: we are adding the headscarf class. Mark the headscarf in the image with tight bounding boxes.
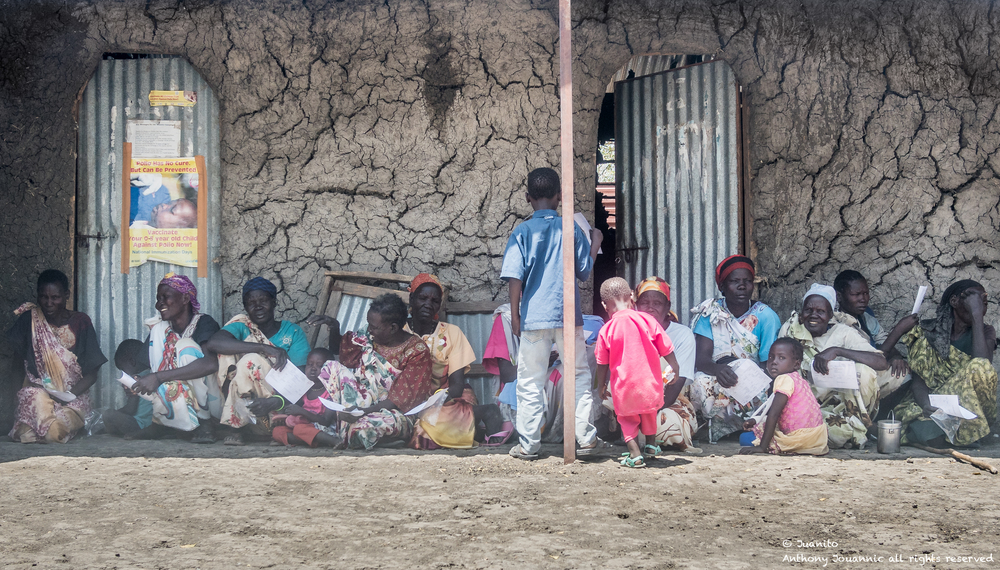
[635,276,679,324]
[160,273,200,313]
[803,283,837,312]
[927,279,984,358]
[636,276,671,302]
[715,255,755,288]
[408,273,443,295]
[243,277,277,299]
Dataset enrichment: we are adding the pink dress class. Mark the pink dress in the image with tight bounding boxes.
[595,309,674,415]
[753,371,828,455]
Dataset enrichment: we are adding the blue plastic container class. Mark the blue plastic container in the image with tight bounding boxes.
[739,431,756,446]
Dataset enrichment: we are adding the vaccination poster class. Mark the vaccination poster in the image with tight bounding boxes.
[121,151,207,275]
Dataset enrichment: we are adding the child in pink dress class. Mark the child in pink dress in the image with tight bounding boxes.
[594,278,681,468]
[740,337,828,455]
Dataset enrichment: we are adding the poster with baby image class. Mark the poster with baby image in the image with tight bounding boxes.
[124,156,205,270]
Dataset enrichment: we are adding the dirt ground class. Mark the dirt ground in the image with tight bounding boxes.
[1,434,999,570]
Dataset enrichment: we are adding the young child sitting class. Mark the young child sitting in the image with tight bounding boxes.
[105,340,155,439]
[740,337,829,456]
[271,347,340,448]
[594,278,681,468]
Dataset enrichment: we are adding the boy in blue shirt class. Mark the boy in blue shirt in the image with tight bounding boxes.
[501,167,603,459]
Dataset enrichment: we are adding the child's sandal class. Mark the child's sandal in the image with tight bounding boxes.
[642,444,662,459]
[619,452,646,468]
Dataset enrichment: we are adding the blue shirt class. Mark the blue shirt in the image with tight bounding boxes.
[692,300,781,361]
[500,210,593,331]
[134,398,154,429]
[221,320,310,367]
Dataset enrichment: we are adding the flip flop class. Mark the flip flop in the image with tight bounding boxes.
[619,452,646,468]
[223,432,245,446]
[481,421,514,447]
[576,438,610,456]
[508,443,539,460]
[190,423,215,444]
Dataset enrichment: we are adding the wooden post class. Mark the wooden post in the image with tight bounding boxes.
[558,0,576,465]
[195,155,208,278]
[121,143,132,273]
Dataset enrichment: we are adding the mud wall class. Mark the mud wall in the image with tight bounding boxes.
[1,0,999,426]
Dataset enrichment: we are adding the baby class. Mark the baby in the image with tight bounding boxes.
[271,347,340,447]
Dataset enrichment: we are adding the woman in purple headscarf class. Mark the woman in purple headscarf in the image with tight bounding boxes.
[203,277,310,445]
[130,273,222,442]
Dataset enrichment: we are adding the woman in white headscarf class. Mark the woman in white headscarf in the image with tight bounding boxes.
[778,283,888,449]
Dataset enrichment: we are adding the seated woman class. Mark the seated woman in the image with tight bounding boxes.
[129,274,222,442]
[402,273,508,449]
[834,270,911,401]
[203,277,310,445]
[885,280,997,447]
[690,255,781,442]
[7,269,107,443]
[634,277,700,453]
[315,293,434,450]
[779,284,888,448]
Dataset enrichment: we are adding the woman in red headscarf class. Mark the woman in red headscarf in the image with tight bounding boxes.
[689,255,781,442]
[404,273,510,449]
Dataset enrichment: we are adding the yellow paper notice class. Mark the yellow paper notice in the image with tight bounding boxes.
[149,90,197,107]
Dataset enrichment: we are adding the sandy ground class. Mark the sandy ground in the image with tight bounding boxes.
[1,434,999,570]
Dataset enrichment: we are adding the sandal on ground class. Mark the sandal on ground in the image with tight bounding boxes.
[619,452,646,468]
[508,443,539,460]
[576,438,610,456]
[223,432,245,446]
[481,421,515,447]
[190,423,215,444]
[642,444,662,459]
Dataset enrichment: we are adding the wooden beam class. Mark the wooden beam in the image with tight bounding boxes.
[444,301,504,314]
[308,274,334,347]
[195,155,208,278]
[120,142,132,274]
[558,0,576,465]
[324,270,414,283]
[339,281,409,304]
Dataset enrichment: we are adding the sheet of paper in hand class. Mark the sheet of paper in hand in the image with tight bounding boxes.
[749,393,776,422]
[319,398,365,416]
[722,359,773,406]
[928,394,978,420]
[45,388,77,402]
[264,363,314,404]
[118,372,138,389]
[912,285,928,315]
[810,360,859,390]
[573,213,603,254]
[405,390,449,416]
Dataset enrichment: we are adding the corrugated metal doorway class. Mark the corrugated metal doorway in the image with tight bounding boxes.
[614,59,745,325]
[76,54,222,410]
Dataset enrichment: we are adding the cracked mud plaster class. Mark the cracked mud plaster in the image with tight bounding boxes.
[1,0,1000,339]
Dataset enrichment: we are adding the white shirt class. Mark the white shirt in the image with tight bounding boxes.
[665,321,697,383]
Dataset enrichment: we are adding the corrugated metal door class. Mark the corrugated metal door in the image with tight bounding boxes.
[76,55,222,410]
[615,60,742,325]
